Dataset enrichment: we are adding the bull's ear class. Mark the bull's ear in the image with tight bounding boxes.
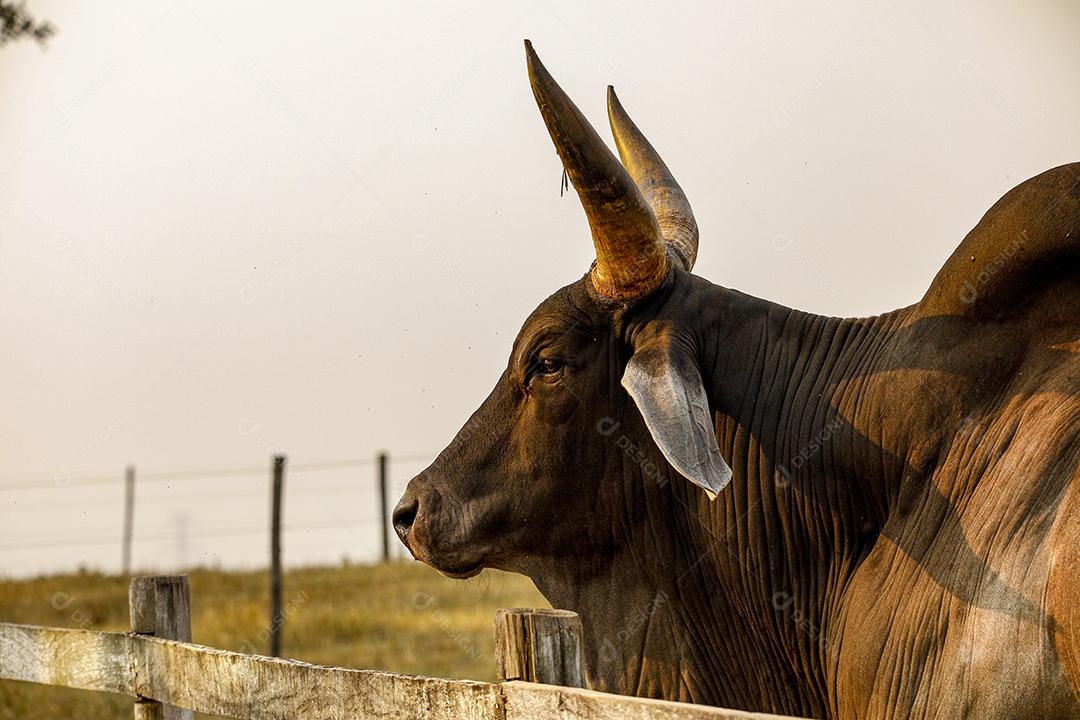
[621,343,732,499]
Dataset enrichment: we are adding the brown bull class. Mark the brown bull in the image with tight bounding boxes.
[393,41,1080,719]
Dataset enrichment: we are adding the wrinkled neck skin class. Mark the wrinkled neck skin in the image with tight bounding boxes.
[526,272,919,717]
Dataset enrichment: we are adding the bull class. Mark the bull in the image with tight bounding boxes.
[393,41,1080,719]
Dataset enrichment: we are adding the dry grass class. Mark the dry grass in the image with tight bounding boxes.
[0,562,548,719]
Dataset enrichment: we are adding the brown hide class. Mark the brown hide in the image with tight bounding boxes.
[392,45,1080,720]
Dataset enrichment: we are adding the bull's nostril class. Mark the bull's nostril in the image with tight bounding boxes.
[392,496,420,541]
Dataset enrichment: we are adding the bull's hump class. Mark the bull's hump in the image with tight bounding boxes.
[917,162,1080,321]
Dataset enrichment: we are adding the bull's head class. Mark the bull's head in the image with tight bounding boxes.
[393,41,731,581]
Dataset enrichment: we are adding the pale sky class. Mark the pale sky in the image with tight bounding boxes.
[2,1,1079,577]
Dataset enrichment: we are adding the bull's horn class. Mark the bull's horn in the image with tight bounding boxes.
[607,86,698,270]
[524,40,667,300]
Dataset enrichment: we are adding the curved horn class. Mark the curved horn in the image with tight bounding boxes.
[607,86,699,270]
[524,40,667,300]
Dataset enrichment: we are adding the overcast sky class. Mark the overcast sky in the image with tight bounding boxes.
[2,1,1079,576]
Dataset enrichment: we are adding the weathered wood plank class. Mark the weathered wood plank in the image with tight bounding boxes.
[501,681,803,720]
[0,623,134,695]
[0,621,810,720]
[0,623,499,719]
[130,636,503,720]
[494,608,585,688]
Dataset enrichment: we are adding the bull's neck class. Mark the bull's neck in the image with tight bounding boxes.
[688,288,906,711]
[703,288,905,532]
[534,286,912,715]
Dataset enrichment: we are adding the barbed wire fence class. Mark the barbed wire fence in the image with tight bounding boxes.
[0,452,435,575]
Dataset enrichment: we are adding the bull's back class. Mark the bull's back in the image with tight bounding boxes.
[916,162,1080,323]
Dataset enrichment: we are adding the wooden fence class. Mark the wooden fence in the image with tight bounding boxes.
[0,574,800,720]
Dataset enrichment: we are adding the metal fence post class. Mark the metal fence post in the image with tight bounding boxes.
[270,454,286,657]
[122,465,135,574]
[378,451,389,562]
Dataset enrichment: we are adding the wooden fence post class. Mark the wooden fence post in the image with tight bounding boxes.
[270,454,285,657]
[122,465,135,575]
[494,608,585,688]
[378,451,389,562]
[129,575,194,720]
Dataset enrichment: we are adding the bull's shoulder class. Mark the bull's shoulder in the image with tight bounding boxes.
[915,163,1080,322]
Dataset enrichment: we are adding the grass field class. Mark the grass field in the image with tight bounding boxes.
[0,562,548,719]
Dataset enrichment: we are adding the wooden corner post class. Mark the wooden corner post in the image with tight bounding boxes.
[129,575,194,720]
[494,608,585,688]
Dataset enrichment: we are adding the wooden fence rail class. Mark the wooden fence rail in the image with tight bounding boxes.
[0,575,800,720]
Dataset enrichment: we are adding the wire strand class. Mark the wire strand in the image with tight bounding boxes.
[0,453,434,492]
[0,518,380,551]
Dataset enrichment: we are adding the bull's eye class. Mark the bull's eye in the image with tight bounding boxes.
[527,355,564,386]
